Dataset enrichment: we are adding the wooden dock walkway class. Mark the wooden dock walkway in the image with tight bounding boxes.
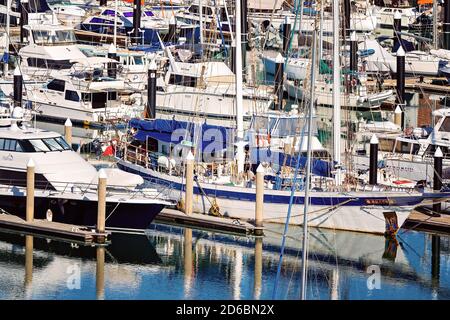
[403,209,450,234]
[382,77,450,94]
[156,208,257,235]
[0,214,109,243]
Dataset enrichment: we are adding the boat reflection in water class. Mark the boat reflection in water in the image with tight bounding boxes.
[0,224,449,299]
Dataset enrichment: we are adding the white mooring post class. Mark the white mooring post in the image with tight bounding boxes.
[255,164,264,236]
[26,158,35,222]
[97,169,107,234]
[185,151,194,216]
[64,118,72,148]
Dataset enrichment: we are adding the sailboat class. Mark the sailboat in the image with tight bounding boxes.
[115,0,450,235]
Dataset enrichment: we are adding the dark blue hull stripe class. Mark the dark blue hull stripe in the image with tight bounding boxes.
[117,163,425,207]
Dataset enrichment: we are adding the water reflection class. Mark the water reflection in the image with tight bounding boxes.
[183,228,193,298]
[24,235,33,299]
[0,224,449,299]
[96,246,105,300]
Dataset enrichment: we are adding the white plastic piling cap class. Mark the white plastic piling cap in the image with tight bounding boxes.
[13,65,21,76]
[169,14,176,25]
[435,147,443,158]
[256,163,265,174]
[394,10,402,20]
[149,59,157,71]
[370,134,379,144]
[350,31,357,42]
[108,43,117,54]
[275,53,284,63]
[186,151,195,161]
[394,105,402,114]
[64,118,72,127]
[98,168,108,179]
[396,45,405,57]
[27,158,35,168]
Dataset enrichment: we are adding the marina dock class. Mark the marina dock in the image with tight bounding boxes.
[381,77,450,95]
[404,208,450,234]
[156,208,257,236]
[0,214,109,244]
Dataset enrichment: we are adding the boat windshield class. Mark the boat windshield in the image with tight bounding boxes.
[32,30,77,45]
[28,137,71,152]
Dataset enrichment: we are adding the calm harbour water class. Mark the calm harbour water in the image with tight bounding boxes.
[0,222,449,300]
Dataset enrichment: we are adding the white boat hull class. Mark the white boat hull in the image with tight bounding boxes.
[117,160,421,235]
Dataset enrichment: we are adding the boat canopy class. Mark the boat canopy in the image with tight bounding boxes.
[129,118,234,153]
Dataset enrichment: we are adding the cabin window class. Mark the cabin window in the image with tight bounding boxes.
[47,79,66,92]
[439,117,450,132]
[81,92,92,102]
[29,139,51,152]
[169,74,197,87]
[43,138,64,151]
[0,139,28,152]
[134,56,144,65]
[102,9,117,16]
[123,12,134,17]
[27,138,71,152]
[65,90,80,102]
[144,11,154,16]
[55,137,71,150]
[28,58,73,70]
[55,30,77,43]
[108,92,117,100]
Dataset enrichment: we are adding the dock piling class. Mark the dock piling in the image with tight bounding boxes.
[445,0,450,49]
[282,16,292,56]
[185,152,194,216]
[255,164,264,236]
[167,14,177,43]
[64,118,72,148]
[20,0,29,43]
[349,31,357,73]
[26,158,35,223]
[274,53,284,111]
[369,134,378,185]
[13,66,23,108]
[396,46,406,130]
[132,0,142,44]
[433,147,443,216]
[107,43,117,79]
[394,105,402,128]
[146,60,157,119]
[393,10,402,50]
[97,169,107,237]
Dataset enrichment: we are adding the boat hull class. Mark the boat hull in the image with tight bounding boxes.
[117,160,422,234]
[0,192,165,230]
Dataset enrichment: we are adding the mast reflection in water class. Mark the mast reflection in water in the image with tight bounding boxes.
[0,224,449,299]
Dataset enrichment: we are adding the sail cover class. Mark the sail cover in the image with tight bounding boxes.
[129,118,234,153]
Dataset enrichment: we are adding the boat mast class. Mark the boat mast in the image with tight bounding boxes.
[234,0,244,174]
[332,0,341,185]
[4,0,11,75]
[300,14,319,301]
[114,0,118,47]
[199,0,204,45]
[433,0,438,49]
